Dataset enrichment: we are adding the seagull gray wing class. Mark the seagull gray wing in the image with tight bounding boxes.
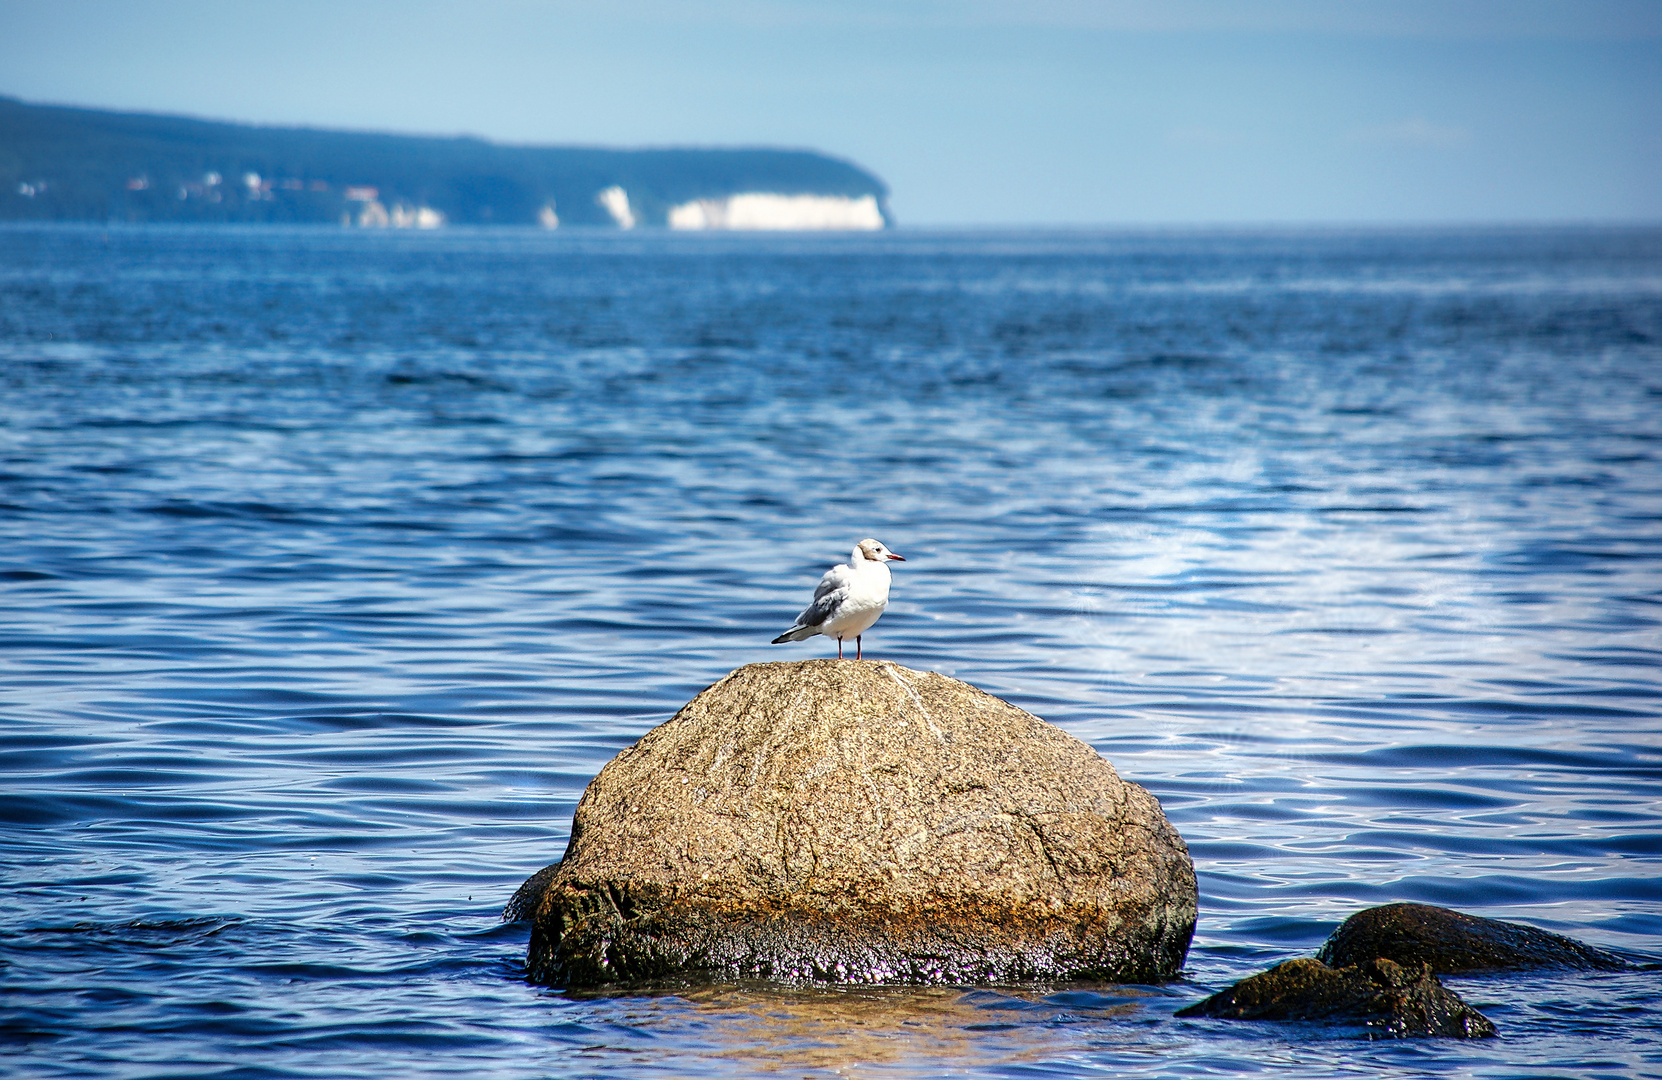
[795,564,853,628]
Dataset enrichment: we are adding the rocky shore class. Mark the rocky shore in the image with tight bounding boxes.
[505,660,1636,1039]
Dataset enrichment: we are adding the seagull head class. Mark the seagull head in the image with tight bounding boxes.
[856,538,905,563]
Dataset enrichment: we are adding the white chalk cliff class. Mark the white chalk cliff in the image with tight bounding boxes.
[668,193,884,231]
[596,186,635,229]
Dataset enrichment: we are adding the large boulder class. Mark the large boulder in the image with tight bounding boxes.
[508,659,1197,987]
[1316,902,1631,974]
[1175,957,1497,1039]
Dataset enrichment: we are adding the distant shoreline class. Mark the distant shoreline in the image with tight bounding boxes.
[3,219,1657,236]
[0,96,891,230]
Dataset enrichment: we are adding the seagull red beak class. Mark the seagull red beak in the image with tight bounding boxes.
[887,553,906,561]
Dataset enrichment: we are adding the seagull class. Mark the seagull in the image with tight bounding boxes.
[771,538,906,659]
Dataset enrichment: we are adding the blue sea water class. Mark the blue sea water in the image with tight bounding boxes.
[1,223,1659,1079]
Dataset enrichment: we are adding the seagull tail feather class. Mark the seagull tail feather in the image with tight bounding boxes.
[771,625,817,644]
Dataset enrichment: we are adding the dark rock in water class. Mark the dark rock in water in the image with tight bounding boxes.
[1317,902,1631,974]
[508,659,1197,987]
[1175,957,1497,1038]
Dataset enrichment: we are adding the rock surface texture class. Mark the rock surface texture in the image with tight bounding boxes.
[1175,957,1497,1039]
[1316,902,1631,974]
[509,660,1197,987]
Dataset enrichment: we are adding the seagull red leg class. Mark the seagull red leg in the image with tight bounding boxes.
[837,637,844,659]
[856,635,863,660]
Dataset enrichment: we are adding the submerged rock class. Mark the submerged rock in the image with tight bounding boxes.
[508,659,1197,987]
[1175,957,1496,1038]
[1316,902,1631,974]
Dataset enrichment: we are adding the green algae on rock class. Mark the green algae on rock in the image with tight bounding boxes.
[508,659,1197,987]
[1175,957,1497,1039]
[1316,902,1631,974]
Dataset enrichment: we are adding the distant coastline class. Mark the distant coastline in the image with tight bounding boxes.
[0,97,891,230]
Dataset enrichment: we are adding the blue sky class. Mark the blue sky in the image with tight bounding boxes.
[1,0,1657,225]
